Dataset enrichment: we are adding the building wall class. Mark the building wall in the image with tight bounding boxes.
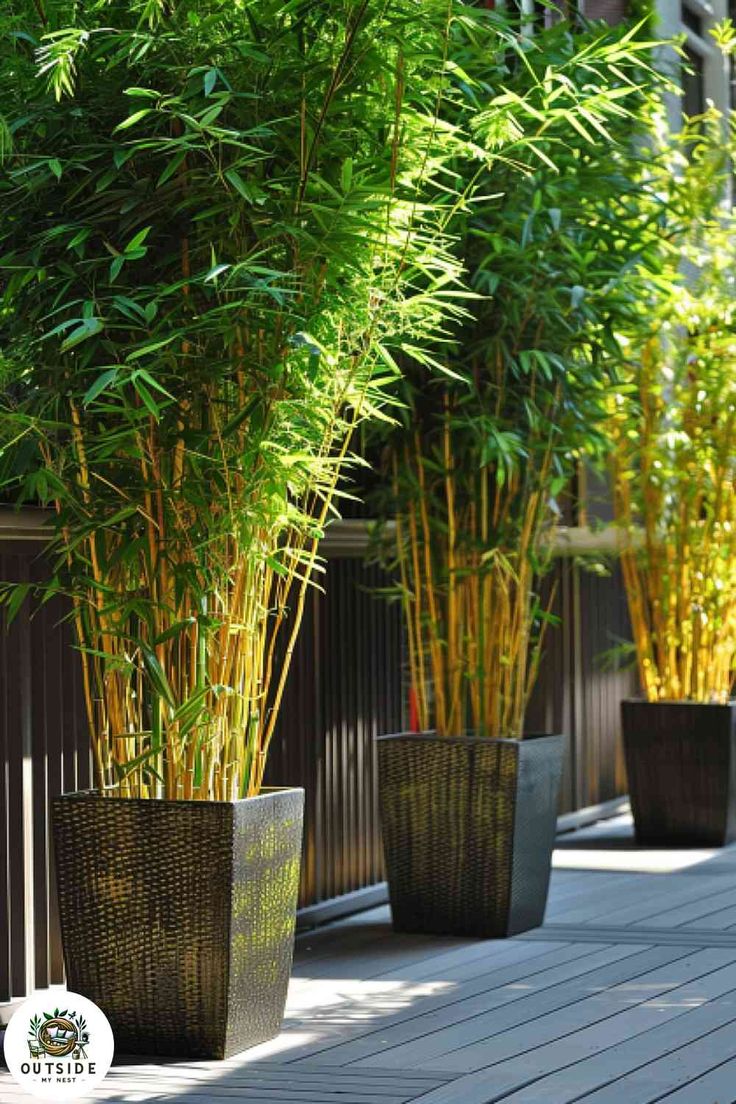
[653,0,732,133]
[582,0,629,22]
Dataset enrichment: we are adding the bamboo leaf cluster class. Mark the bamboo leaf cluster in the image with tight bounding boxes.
[0,0,469,798]
[611,92,736,703]
[372,12,670,738]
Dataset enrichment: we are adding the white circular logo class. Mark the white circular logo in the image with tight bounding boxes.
[3,991,114,1100]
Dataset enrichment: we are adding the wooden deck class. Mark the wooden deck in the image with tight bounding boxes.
[6,811,736,1103]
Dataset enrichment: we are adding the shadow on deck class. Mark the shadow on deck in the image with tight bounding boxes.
[6,813,736,1103]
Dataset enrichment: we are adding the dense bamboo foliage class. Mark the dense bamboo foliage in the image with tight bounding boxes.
[0,0,469,799]
[611,90,736,704]
[374,12,668,738]
[393,411,555,738]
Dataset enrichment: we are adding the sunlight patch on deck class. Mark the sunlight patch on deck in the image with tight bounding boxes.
[552,848,718,873]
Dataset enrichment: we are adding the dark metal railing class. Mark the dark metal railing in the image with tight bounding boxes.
[0,517,635,1009]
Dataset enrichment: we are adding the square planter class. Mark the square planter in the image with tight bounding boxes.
[377,732,564,938]
[622,700,736,846]
[52,787,304,1059]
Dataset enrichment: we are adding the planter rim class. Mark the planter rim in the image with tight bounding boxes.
[54,785,304,807]
[622,698,736,708]
[376,730,562,747]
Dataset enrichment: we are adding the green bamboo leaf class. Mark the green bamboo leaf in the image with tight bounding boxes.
[157,150,187,187]
[2,583,32,626]
[140,646,177,710]
[125,227,152,252]
[83,368,118,405]
[114,108,154,131]
[60,316,103,352]
[112,739,159,780]
[125,335,177,361]
[124,87,160,99]
[152,618,197,646]
[224,168,254,201]
[132,378,160,418]
[131,368,174,400]
[222,396,259,437]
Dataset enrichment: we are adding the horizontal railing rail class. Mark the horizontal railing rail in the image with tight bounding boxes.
[0,507,638,557]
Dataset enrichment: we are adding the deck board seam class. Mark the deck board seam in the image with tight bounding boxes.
[281,945,631,1067]
[406,998,736,1104]
[529,924,736,946]
[349,945,705,1072]
[290,945,665,1069]
[486,996,736,1103]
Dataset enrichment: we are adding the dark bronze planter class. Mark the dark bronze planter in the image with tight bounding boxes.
[377,732,564,938]
[622,700,736,846]
[52,787,304,1059]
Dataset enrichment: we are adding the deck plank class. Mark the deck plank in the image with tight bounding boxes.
[6,816,736,1104]
[571,1019,736,1103]
[527,923,736,947]
[653,1056,736,1103]
[548,874,734,927]
[356,945,699,1071]
[640,884,736,929]
[420,947,736,1074]
[368,933,570,984]
[296,944,639,1068]
[271,942,584,1064]
[471,977,736,1102]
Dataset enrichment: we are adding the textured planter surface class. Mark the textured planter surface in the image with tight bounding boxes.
[377,733,564,938]
[52,787,304,1059]
[622,700,736,846]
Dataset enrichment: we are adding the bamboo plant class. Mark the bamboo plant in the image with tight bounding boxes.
[0,0,468,799]
[373,10,668,738]
[610,86,736,703]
